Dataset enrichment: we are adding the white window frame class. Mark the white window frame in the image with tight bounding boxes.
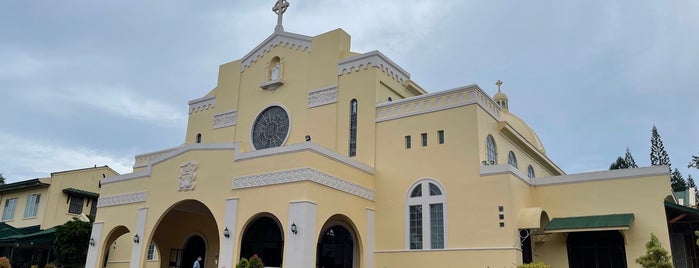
[508,151,518,168]
[2,198,17,221]
[23,194,41,218]
[528,165,536,178]
[486,134,497,164]
[147,242,158,260]
[405,179,447,250]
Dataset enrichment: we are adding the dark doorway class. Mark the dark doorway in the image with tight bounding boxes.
[182,235,206,268]
[240,217,283,267]
[520,229,533,264]
[567,231,627,268]
[317,225,353,268]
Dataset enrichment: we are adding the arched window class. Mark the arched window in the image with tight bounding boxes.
[349,99,358,157]
[407,179,446,250]
[196,133,202,144]
[527,165,536,178]
[508,151,518,168]
[486,135,497,164]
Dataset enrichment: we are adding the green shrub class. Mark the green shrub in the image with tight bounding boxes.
[517,262,550,268]
[636,233,672,268]
[235,258,249,268]
[248,254,264,268]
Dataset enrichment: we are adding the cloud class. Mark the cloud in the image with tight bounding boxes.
[0,132,133,183]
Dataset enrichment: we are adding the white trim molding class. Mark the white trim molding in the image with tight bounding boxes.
[85,222,104,268]
[213,110,238,129]
[241,31,312,72]
[338,50,410,85]
[130,207,148,268]
[308,85,338,108]
[232,167,375,201]
[188,95,216,114]
[533,165,670,186]
[97,192,147,208]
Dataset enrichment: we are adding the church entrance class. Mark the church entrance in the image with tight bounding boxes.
[240,216,284,267]
[567,231,627,268]
[316,225,354,268]
[182,235,206,268]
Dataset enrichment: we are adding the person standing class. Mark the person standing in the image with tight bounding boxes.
[193,256,201,268]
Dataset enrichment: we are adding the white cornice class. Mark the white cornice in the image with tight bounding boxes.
[232,167,375,201]
[480,165,670,187]
[188,95,216,114]
[241,31,312,72]
[96,191,147,208]
[236,142,375,175]
[338,50,410,85]
[533,165,670,186]
[376,84,500,122]
[105,143,240,185]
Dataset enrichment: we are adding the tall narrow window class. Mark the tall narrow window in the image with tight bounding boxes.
[405,136,412,149]
[349,99,358,157]
[407,179,446,250]
[147,242,157,260]
[421,133,427,147]
[196,133,202,143]
[69,196,84,214]
[486,134,497,164]
[508,151,518,168]
[2,198,17,221]
[438,130,445,144]
[23,194,40,218]
[528,165,536,178]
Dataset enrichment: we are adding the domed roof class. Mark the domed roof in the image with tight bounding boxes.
[493,91,508,102]
[500,111,547,155]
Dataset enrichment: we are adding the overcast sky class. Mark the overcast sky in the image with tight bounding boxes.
[1,1,698,183]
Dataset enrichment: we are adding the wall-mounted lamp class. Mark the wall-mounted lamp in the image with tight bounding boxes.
[305,135,311,142]
[223,227,230,238]
[481,160,495,166]
[89,237,96,246]
[291,223,298,235]
[133,234,140,244]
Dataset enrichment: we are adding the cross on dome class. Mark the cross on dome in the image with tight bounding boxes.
[496,80,503,92]
[272,0,290,32]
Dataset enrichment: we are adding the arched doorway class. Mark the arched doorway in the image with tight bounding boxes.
[316,225,354,268]
[240,216,283,267]
[182,235,206,268]
[567,231,627,268]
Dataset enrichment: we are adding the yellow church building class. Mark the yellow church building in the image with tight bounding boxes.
[86,1,681,267]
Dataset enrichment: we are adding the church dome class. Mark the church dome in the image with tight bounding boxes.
[493,91,508,102]
[500,111,547,155]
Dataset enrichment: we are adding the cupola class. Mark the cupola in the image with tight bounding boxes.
[493,80,508,111]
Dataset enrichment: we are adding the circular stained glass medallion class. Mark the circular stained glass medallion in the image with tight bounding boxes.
[252,106,290,149]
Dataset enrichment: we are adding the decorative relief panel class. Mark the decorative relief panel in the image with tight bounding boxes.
[338,51,410,85]
[188,96,216,114]
[376,85,500,122]
[241,32,312,72]
[213,110,238,129]
[308,86,338,108]
[97,191,147,208]
[232,167,375,200]
[178,161,198,192]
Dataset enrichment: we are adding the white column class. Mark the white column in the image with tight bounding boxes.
[130,207,148,268]
[85,221,104,268]
[364,208,375,268]
[284,201,317,268]
[221,198,238,268]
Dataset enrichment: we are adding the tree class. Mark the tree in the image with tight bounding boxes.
[636,233,672,268]
[610,156,629,170]
[688,174,698,203]
[650,126,671,168]
[625,147,638,168]
[53,217,92,267]
[0,173,5,185]
[690,155,699,169]
[671,168,687,192]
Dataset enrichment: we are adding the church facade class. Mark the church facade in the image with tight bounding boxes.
[86,2,676,267]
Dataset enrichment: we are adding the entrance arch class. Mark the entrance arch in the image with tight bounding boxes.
[317,216,360,268]
[240,215,284,267]
[182,235,206,268]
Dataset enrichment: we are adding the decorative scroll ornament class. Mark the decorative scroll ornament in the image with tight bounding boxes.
[178,161,198,191]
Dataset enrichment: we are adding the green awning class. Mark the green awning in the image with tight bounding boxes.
[544,213,634,233]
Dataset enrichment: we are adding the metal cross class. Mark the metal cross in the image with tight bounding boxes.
[272,0,290,32]
[496,80,503,92]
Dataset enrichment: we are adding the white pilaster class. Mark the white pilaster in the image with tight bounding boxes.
[85,221,104,268]
[284,201,317,268]
[130,207,148,268]
[221,198,239,268]
[365,208,375,268]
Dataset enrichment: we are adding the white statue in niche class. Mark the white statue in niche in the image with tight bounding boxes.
[177,161,198,191]
[270,62,281,81]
